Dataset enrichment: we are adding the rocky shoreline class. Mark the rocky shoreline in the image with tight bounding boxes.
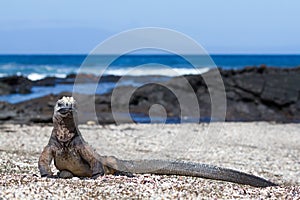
[1,66,300,124]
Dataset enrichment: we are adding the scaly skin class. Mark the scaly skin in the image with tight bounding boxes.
[38,97,277,187]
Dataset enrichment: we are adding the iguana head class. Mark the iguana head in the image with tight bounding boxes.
[54,96,77,115]
[53,96,79,142]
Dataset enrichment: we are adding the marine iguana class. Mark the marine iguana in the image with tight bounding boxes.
[38,96,277,187]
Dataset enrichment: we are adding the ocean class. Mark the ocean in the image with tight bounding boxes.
[1,54,300,103]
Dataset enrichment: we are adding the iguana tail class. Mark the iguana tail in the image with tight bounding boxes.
[115,159,277,187]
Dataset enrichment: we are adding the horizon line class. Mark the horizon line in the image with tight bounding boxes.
[1,53,300,56]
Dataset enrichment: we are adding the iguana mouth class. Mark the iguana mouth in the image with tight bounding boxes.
[58,107,75,115]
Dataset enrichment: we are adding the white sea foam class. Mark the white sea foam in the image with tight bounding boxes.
[27,73,47,81]
[102,67,210,76]
[53,73,67,79]
[27,73,67,81]
[0,73,7,78]
[1,61,211,80]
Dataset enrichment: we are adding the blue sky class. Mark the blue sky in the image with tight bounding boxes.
[0,0,299,54]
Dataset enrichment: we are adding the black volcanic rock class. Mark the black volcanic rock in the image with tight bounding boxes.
[0,83,12,95]
[125,66,300,122]
[233,74,264,95]
[0,102,16,120]
[261,73,299,106]
[33,77,57,86]
[222,67,300,122]
[129,83,181,117]
[1,66,300,124]
[0,76,32,94]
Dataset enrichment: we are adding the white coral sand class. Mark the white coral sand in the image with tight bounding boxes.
[0,122,299,199]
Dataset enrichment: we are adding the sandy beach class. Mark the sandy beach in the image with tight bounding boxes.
[1,0,300,199]
[0,122,299,199]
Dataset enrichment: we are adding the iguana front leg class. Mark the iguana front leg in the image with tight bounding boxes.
[78,144,105,179]
[38,145,55,177]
